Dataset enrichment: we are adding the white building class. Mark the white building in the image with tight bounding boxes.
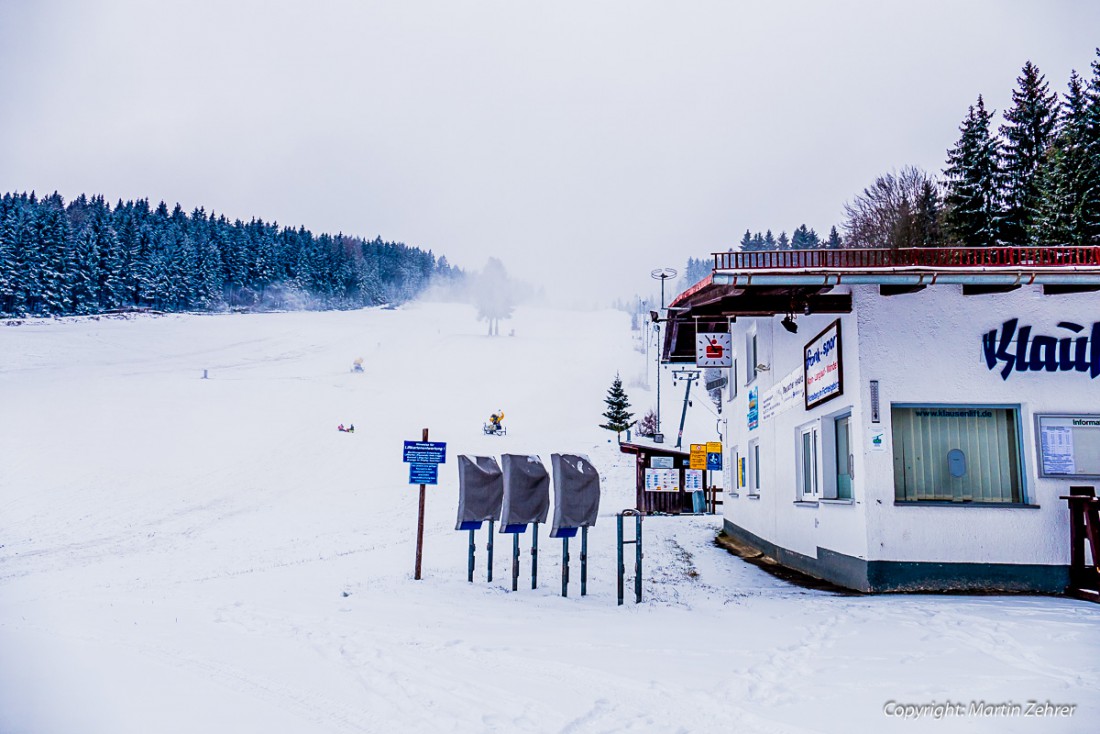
[662,247,1100,592]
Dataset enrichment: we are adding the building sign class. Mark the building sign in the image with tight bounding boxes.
[805,319,843,409]
[761,367,805,421]
[747,387,759,430]
[689,444,707,469]
[650,456,674,469]
[644,468,680,492]
[1036,414,1100,477]
[696,332,733,368]
[983,319,1100,380]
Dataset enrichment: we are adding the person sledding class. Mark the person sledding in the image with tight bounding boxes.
[483,409,506,436]
[337,423,355,433]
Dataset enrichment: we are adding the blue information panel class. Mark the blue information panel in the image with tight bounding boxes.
[409,463,439,485]
[706,452,723,471]
[403,441,447,464]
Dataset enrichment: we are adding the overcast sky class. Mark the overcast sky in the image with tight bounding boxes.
[2,1,1098,304]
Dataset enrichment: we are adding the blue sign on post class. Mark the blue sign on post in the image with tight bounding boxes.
[409,463,439,485]
[403,441,447,465]
[706,452,722,471]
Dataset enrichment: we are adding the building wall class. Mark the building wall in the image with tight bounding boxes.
[720,283,1095,591]
[722,296,871,570]
[855,283,1096,569]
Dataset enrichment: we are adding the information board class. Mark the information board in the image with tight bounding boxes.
[650,456,674,469]
[1036,414,1100,478]
[644,468,680,492]
[403,441,447,464]
[684,469,703,491]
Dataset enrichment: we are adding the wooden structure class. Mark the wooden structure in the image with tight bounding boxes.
[618,441,721,515]
[1061,486,1100,603]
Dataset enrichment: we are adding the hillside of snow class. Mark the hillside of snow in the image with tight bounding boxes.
[1,303,1097,734]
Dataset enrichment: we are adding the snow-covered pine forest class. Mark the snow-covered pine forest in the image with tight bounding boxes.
[0,193,462,318]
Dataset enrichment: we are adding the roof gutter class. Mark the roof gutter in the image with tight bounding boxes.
[713,270,1100,287]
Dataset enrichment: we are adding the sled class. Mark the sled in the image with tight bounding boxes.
[483,423,507,436]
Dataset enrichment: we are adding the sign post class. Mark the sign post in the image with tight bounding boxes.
[403,430,448,580]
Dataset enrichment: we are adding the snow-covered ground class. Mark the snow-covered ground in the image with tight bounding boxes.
[1,303,1097,734]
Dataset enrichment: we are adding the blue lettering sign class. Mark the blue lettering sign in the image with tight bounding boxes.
[983,319,1100,380]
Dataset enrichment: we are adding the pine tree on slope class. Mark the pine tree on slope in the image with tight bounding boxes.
[600,373,635,442]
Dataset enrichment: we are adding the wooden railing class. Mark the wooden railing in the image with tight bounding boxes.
[713,246,1100,272]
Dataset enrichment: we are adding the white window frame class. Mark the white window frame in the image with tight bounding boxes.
[798,423,820,501]
[746,328,758,385]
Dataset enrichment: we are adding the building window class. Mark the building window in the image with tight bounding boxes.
[799,425,819,500]
[746,330,758,384]
[748,439,761,495]
[833,414,853,500]
[891,406,1023,503]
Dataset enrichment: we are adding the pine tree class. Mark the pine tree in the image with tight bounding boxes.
[600,373,634,441]
[825,225,843,249]
[1000,61,1059,246]
[1032,67,1100,246]
[943,95,1005,247]
[776,231,790,250]
[738,229,753,251]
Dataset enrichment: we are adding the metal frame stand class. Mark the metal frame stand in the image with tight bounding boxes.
[581,527,588,596]
[561,536,570,597]
[616,510,643,605]
[467,528,476,582]
[512,532,520,591]
[487,520,494,582]
[531,522,539,590]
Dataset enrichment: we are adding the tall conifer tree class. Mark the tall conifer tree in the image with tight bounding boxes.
[1000,61,1059,246]
[943,96,1005,246]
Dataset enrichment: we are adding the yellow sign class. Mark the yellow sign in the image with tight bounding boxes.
[690,444,707,469]
[706,441,722,454]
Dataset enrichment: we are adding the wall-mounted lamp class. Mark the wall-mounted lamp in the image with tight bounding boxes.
[755,363,771,372]
[781,314,798,333]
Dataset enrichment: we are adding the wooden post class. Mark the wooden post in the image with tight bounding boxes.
[414,427,428,580]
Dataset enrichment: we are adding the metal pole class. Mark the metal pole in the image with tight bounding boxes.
[512,532,520,591]
[581,526,588,597]
[674,372,698,450]
[467,528,475,582]
[616,514,624,606]
[531,522,539,590]
[487,519,494,582]
[651,268,677,437]
[635,514,643,604]
[561,537,569,597]
[414,427,428,580]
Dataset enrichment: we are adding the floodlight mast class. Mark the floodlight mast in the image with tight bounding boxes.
[650,268,677,439]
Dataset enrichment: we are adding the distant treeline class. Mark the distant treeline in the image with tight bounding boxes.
[0,192,461,318]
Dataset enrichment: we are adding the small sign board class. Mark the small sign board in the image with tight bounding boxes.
[689,444,707,470]
[403,441,447,464]
[409,463,439,485]
[650,456,674,469]
[705,375,728,392]
[696,332,733,368]
[684,469,703,491]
